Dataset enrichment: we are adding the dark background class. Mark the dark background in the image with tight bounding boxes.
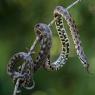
[0,0,95,95]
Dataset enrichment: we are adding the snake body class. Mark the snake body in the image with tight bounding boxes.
[7,52,34,90]
[43,12,70,70]
[54,6,89,71]
[51,9,70,70]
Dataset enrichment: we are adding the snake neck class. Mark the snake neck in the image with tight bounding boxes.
[34,37,51,71]
[56,16,69,57]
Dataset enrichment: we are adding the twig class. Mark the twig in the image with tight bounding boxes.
[28,37,39,55]
[67,0,81,10]
[13,39,38,95]
[48,0,81,27]
[13,79,20,95]
[13,63,26,95]
[48,17,57,27]
[13,0,81,95]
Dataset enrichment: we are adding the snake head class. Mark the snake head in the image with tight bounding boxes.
[34,23,52,38]
[54,6,69,19]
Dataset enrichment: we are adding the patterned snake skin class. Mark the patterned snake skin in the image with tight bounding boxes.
[43,11,70,70]
[54,6,89,71]
[7,52,34,90]
[33,23,52,71]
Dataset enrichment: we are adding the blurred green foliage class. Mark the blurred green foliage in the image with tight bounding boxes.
[0,0,95,95]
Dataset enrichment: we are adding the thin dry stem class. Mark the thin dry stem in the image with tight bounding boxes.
[13,39,38,95]
[13,63,26,95]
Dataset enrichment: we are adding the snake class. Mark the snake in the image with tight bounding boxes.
[53,6,89,71]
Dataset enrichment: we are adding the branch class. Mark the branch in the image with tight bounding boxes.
[13,39,38,95]
[13,63,26,95]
